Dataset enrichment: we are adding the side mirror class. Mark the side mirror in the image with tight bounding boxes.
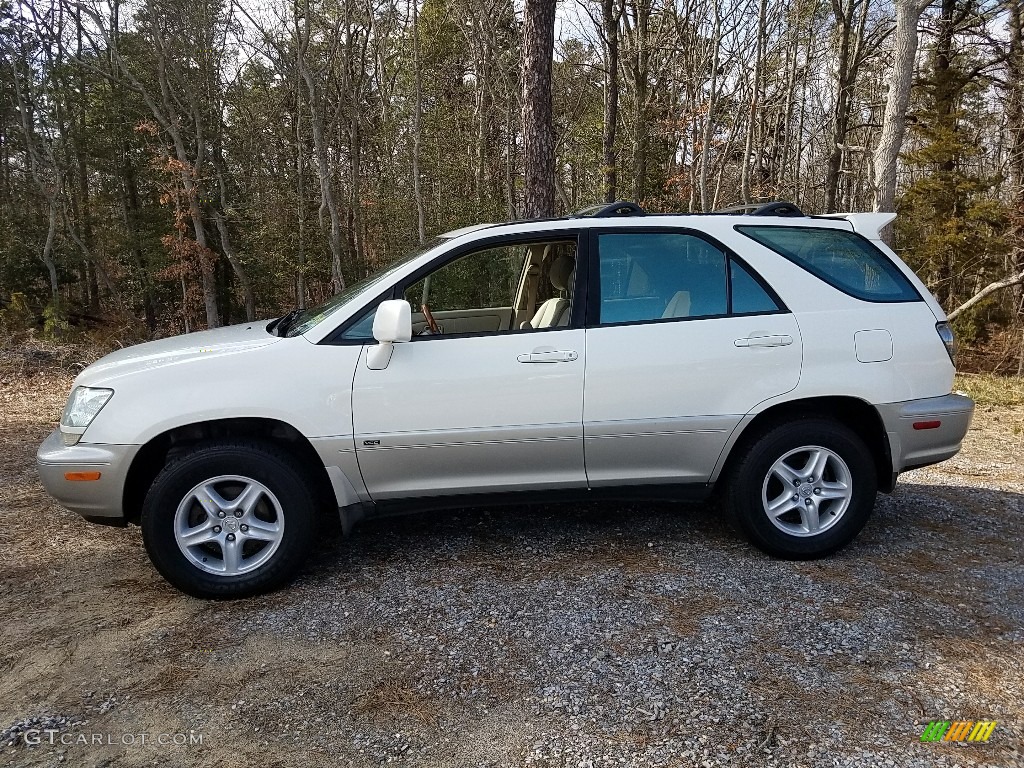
[367,300,412,370]
[372,299,412,343]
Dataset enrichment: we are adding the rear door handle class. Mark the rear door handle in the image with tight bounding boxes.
[734,334,793,348]
[517,349,579,363]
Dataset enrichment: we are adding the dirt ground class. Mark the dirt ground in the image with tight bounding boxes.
[1,366,1022,768]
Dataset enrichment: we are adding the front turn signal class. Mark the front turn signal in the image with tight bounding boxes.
[65,471,101,481]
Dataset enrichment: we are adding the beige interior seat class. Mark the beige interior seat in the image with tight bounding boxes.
[525,254,574,329]
[662,290,691,319]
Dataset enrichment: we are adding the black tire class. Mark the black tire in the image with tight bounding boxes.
[724,418,877,559]
[141,440,318,598]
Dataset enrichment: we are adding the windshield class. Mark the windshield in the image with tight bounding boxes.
[283,237,446,337]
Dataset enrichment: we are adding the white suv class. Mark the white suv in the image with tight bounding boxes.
[37,202,974,597]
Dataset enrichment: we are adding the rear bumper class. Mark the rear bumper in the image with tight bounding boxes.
[877,393,974,473]
[36,429,139,522]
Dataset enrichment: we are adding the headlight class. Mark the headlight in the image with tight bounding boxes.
[60,387,113,445]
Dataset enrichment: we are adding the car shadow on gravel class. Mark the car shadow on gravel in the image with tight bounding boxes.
[307,495,729,568]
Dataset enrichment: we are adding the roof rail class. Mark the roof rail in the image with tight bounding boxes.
[571,200,647,218]
[714,201,805,217]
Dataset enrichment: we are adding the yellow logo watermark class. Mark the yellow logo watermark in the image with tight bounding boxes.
[920,720,997,743]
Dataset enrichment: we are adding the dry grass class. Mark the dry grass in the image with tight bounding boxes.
[353,678,440,728]
[651,591,736,637]
[955,372,1024,408]
[746,662,902,734]
[949,639,1024,705]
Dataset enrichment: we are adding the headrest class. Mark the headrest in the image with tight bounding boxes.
[549,254,575,292]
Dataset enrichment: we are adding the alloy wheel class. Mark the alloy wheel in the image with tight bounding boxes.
[760,445,853,537]
[173,475,286,576]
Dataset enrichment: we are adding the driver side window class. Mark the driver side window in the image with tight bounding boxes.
[339,238,577,341]
[404,244,523,335]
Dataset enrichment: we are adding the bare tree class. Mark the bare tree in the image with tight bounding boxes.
[872,0,932,231]
[823,0,874,213]
[295,0,347,291]
[698,0,723,211]
[740,0,767,204]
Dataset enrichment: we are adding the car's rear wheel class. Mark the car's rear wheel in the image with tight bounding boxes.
[141,441,317,598]
[725,419,877,558]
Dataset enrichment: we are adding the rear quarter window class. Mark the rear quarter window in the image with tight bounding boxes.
[736,225,921,303]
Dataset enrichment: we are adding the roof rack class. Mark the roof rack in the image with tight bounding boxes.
[714,201,805,217]
[571,200,647,218]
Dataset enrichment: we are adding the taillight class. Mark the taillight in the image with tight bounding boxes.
[936,322,956,363]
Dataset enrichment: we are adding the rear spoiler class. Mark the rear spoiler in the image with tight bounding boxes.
[817,212,896,241]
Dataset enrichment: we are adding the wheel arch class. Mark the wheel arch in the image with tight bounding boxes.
[122,417,336,524]
[714,396,894,493]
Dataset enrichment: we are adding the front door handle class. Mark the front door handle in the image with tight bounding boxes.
[517,349,579,363]
[734,334,793,348]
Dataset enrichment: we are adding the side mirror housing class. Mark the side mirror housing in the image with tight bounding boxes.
[373,299,412,343]
[367,300,412,369]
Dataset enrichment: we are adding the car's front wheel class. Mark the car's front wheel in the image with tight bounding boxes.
[141,441,318,598]
[726,419,877,559]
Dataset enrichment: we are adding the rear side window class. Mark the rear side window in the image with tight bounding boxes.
[597,233,727,324]
[736,225,920,303]
[595,232,782,325]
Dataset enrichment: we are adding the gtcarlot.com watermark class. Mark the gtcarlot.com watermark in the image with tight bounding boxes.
[24,730,204,747]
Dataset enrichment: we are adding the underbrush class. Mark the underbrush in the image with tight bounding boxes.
[1,293,153,377]
[955,325,1024,376]
[0,333,109,379]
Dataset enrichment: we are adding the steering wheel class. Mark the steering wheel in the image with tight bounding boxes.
[421,303,440,334]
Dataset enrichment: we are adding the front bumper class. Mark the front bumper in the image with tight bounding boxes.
[877,393,975,473]
[36,429,140,523]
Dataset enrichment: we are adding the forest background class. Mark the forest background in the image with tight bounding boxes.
[1,0,1022,372]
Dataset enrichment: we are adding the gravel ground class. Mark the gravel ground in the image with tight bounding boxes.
[1,368,1022,768]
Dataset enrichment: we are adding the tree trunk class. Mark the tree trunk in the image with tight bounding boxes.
[187,191,220,328]
[73,7,100,314]
[741,0,767,204]
[42,199,60,306]
[825,0,859,212]
[411,0,427,241]
[506,94,517,219]
[601,0,619,203]
[1004,0,1023,371]
[120,154,156,334]
[698,3,722,212]
[301,68,346,292]
[348,118,365,274]
[152,42,220,327]
[522,0,557,219]
[625,0,652,203]
[932,0,959,307]
[211,209,256,322]
[296,1,346,293]
[294,68,307,310]
[872,0,930,237]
